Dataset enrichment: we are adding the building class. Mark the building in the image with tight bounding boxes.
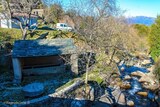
[12,39,78,83]
[0,0,41,29]
[32,9,44,17]
[0,13,38,29]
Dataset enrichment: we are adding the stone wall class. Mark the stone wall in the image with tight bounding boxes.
[0,42,12,67]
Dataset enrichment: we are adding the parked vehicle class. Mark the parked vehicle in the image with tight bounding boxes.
[56,23,73,31]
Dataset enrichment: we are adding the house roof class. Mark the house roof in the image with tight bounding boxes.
[12,13,38,18]
[12,39,77,58]
[0,12,37,19]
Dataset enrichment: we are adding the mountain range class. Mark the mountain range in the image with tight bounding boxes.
[126,16,155,26]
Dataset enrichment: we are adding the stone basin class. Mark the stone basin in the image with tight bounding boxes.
[22,82,44,97]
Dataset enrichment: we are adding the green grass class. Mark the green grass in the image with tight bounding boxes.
[0,28,54,42]
[0,28,78,44]
[0,28,21,44]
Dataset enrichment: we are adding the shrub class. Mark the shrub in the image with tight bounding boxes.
[154,58,160,82]
[0,28,21,44]
[149,16,160,60]
[133,24,150,37]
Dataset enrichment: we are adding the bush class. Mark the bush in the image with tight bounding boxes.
[133,24,150,37]
[154,58,160,82]
[149,16,160,60]
[0,28,22,44]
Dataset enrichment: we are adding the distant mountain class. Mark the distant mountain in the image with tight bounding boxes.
[127,16,155,26]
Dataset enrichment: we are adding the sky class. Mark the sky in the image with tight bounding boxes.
[118,0,160,18]
[51,0,160,18]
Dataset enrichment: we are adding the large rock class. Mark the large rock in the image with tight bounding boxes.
[22,82,44,97]
[127,100,134,106]
[120,82,131,90]
[137,91,148,97]
[90,87,95,101]
[138,76,155,84]
[147,65,155,72]
[126,60,136,67]
[112,87,126,105]
[124,75,131,80]
[120,67,125,72]
[131,71,146,77]
[99,94,114,105]
[99,87,126,105]
[137,72,159,91]
[141,59,151,66]
[129,66,159,92]
[142,83,159,91]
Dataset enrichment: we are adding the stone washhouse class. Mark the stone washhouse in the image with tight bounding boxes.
[12,39,78,83]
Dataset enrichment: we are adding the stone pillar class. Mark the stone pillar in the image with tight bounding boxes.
[12,58,22,84]
[70,54,78,75]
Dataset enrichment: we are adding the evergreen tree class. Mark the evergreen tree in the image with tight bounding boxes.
[149,16,160,60]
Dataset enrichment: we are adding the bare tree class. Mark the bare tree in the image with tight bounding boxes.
[65,0,121,84]
[1,0,41,40]
[44,3,64,24]
[66,0,144,84]
[41,0,53,7]
[41,0,64,25]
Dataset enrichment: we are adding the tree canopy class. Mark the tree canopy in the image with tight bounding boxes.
[149,16,160,60]
[1,0,41,40]
[44,3,64,24]
[133,24,150,37]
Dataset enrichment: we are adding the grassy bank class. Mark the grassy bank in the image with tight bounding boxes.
[0,28,81,44]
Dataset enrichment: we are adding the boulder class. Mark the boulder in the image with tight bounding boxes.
[112,87,126,105]
[137,91,148,97]
[126,60,135,67]
[131,71,146,77]
[114,57,120,63]
[142,83,159,91]
[137,72,159,91]
[90,87,95,101]
[124,75,131,80]
[139,76,154,84]
[99,94,114,105]
[130,70,159,91]
[135,53,148,60]
[141,59,151,66]
[127,100,134,106]
[120,82,131,90]
[120,67,125,72]
[22,82,44,97]
[147,65,155,72]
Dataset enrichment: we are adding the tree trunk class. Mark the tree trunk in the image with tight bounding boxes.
[22,27,28,40]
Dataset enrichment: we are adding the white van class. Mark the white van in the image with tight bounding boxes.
[56,23,73,31]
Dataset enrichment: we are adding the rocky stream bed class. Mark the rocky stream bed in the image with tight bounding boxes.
[0,55,160,107]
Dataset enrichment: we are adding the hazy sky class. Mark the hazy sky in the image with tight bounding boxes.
[58,0,160,18]
[118,0,160,17]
